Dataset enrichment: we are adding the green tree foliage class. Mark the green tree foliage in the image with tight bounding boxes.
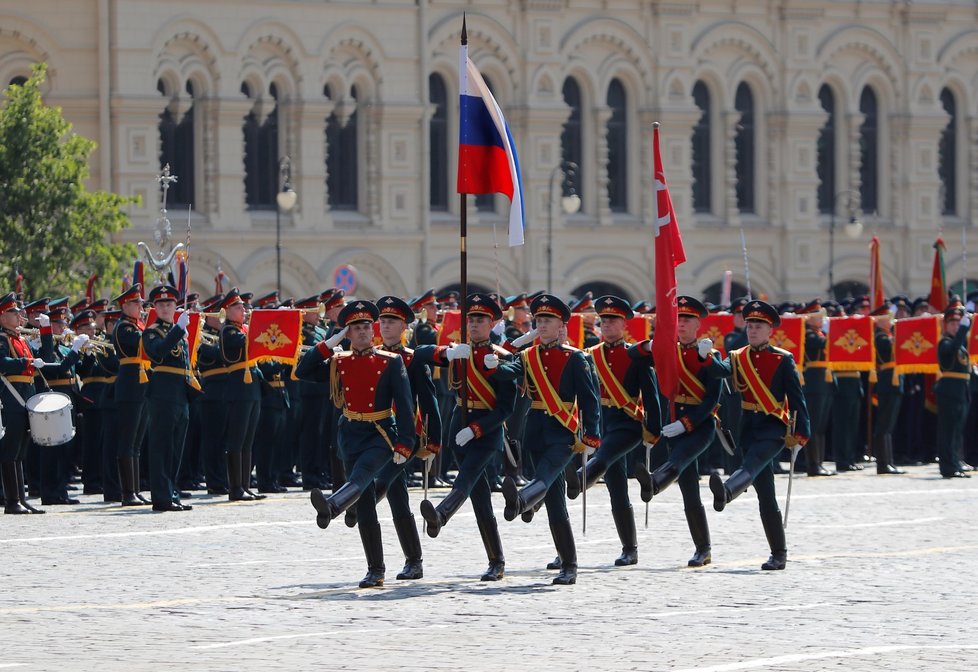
[0,63,135,298]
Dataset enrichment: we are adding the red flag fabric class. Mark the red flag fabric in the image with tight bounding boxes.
[248,309,303,365]
[869,236,884,309]
[436,310,461,346]
[651,125,687,402]
[625,315,652,344]
[770,315,806,371]
[696,313,735,356]
[929,237,947,311]
[85,273,98,304]
[825,315,876,371]
[894,315,942,375]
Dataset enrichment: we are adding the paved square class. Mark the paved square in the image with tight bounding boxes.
[3,466,977,671]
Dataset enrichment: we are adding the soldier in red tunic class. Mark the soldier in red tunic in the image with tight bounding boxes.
[296,300,416,588]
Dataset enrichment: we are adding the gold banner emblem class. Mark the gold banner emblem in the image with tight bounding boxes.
[254,323,293,352]
[899,331,934,358]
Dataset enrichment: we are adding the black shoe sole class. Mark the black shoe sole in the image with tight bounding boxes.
[310,489,332,529]
[419,499,440,538]
[709,473,726,512]
[502,478,519,522]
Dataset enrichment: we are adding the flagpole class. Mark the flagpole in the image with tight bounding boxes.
[459,17,469,426]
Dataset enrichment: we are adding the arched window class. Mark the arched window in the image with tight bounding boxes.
[859,87,878,214]
[474,76,496,212]
[939,88,957,215]
[816,85,836,215]
[429,73,448,211]
[571,281,632,304]
[8,75,27,87]
[561,77,584,207]
[734,82,755,213]
[691,81,711,213]
[326,85,359,211]
[701,281,750,307]
[243,82,279,210]
[606,79,628,212]
[158,79,195,208]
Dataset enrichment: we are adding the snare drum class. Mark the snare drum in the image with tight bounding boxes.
[25,392,75,446]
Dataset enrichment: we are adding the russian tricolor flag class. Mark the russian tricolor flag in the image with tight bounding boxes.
[456,39,525,246]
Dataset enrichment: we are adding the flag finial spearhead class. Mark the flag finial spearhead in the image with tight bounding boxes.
[461,14,467,45]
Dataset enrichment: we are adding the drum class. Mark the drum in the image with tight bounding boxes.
[25,392,75,446]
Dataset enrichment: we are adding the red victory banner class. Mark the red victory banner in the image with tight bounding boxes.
[969,321,978,364]
[247,309,303,365]
[826,315,875,371]
[436,310,461,346]
[565,314,585,349]
[769,315,806,369]
[697,313,735,355]
[894,315,942,375]
[625,315,652,344]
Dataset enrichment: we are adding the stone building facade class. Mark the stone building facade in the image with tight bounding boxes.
[2,0,977,303]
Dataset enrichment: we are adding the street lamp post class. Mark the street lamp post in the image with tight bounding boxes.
[547,161,581,293]
[828,189,863,300]
[275,156,297,295]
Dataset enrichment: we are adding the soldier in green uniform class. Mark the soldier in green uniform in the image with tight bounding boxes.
[218,288,265,502]
[871,303,905,474]
[95,308,123,502]
[298,300,417,588]
[705,301,810,570]
[831,300,865,472]
[195,295,230,494]
[296,294,331,490]
[415,293,516,581]
[142,284,197,512]
[1,293,48,514]
[571,292,601,350]
[935,304,972,478]
[798,300,836,476]
[73,309,118,499]
[719,298,749,473]
[111,284,151,506]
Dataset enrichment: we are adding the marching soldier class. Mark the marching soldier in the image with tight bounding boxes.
[719,297,748,473]
[195,295,230,494]
[415,293,516,581]
[297,294,331,491]
[142,284,198,512]
[568,295,660,566]
[705,300,810,570]
[935,304,972,478]
[570,292,600,349]
[871,304,905,475]
[73,309,118,500]
[111,284,150,506]
[297,300,416,588]
[218,288,265,501]
[632,296,718,567]
[97,308,123,502]
[370,295,442,580]
[495,293,601,585]
[1,293,48,514]
[799,300,836,476]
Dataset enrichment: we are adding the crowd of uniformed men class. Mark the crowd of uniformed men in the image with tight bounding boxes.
[1,283,974,587]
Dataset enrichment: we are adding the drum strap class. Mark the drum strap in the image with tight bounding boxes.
[0,375,28,408]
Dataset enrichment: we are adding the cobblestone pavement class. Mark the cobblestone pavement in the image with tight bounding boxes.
[3,465,978,671]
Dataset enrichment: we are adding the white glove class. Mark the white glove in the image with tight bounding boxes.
[586,444,597,457]
[392,453,407,465]
[36,314,50,328]
[325,326,348,349]
[491,320,506,337]
[455,427,475,447]
[484,353,499,369]
[662,420,686,438]
[822,319,830,334]
[31,359,48,369]
[445,343,471,361]
[697,338,713,358]
[176,311,191,330]
[70,334,90,352]
[332,346,343,354]
[511,328,538,348]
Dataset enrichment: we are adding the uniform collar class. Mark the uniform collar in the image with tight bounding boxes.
[384,342,403,351]
[471,339,491,349]
[352,346,375,356]
[750,342,770,352]
[540,339,561,350]
[679,340,697,349]
[603,338,625,348]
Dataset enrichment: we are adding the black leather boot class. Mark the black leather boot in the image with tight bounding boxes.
[502,477,548,522]
[132,458,151,504]
[228,452,254,501]
[633,461,653,502]
[876,435,905,475]
[564,461,581,500]
[550,517,578,585]
[344,506,359,528]
[651,461,680,497]
[611,506,638,566]
[393,516,423,580]
[760,508,787,570]
[710,468,752,512]
[546,556,562,570]
[358,522,386,588]
[241,450,266,500]
[684,505,712,567]
[310,481,362,530]
[3,462,29,514]
[16,461,44,513]
[572,456,606,501]
[419,488,466,538]
[118,457,142,507]
[477,516,505,581]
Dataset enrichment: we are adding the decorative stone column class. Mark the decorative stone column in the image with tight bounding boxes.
[292,100,334,230]
[209,96,253,230]
[594,105,613,226]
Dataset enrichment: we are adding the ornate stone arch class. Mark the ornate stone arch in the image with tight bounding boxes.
[318,24,386,99]
[151,20,222,96]
[816,26,903,109]
[188,247,241,293]
[319,249,408,299]
[691,22,779,100]
[564,254,650,302]
[0,17,61,89]
[235,247,321,298]
[428,255,522,298]
[430,13,522,95]
[561,18,655,100]
[236,22,304,101]
[689,253,777,302]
